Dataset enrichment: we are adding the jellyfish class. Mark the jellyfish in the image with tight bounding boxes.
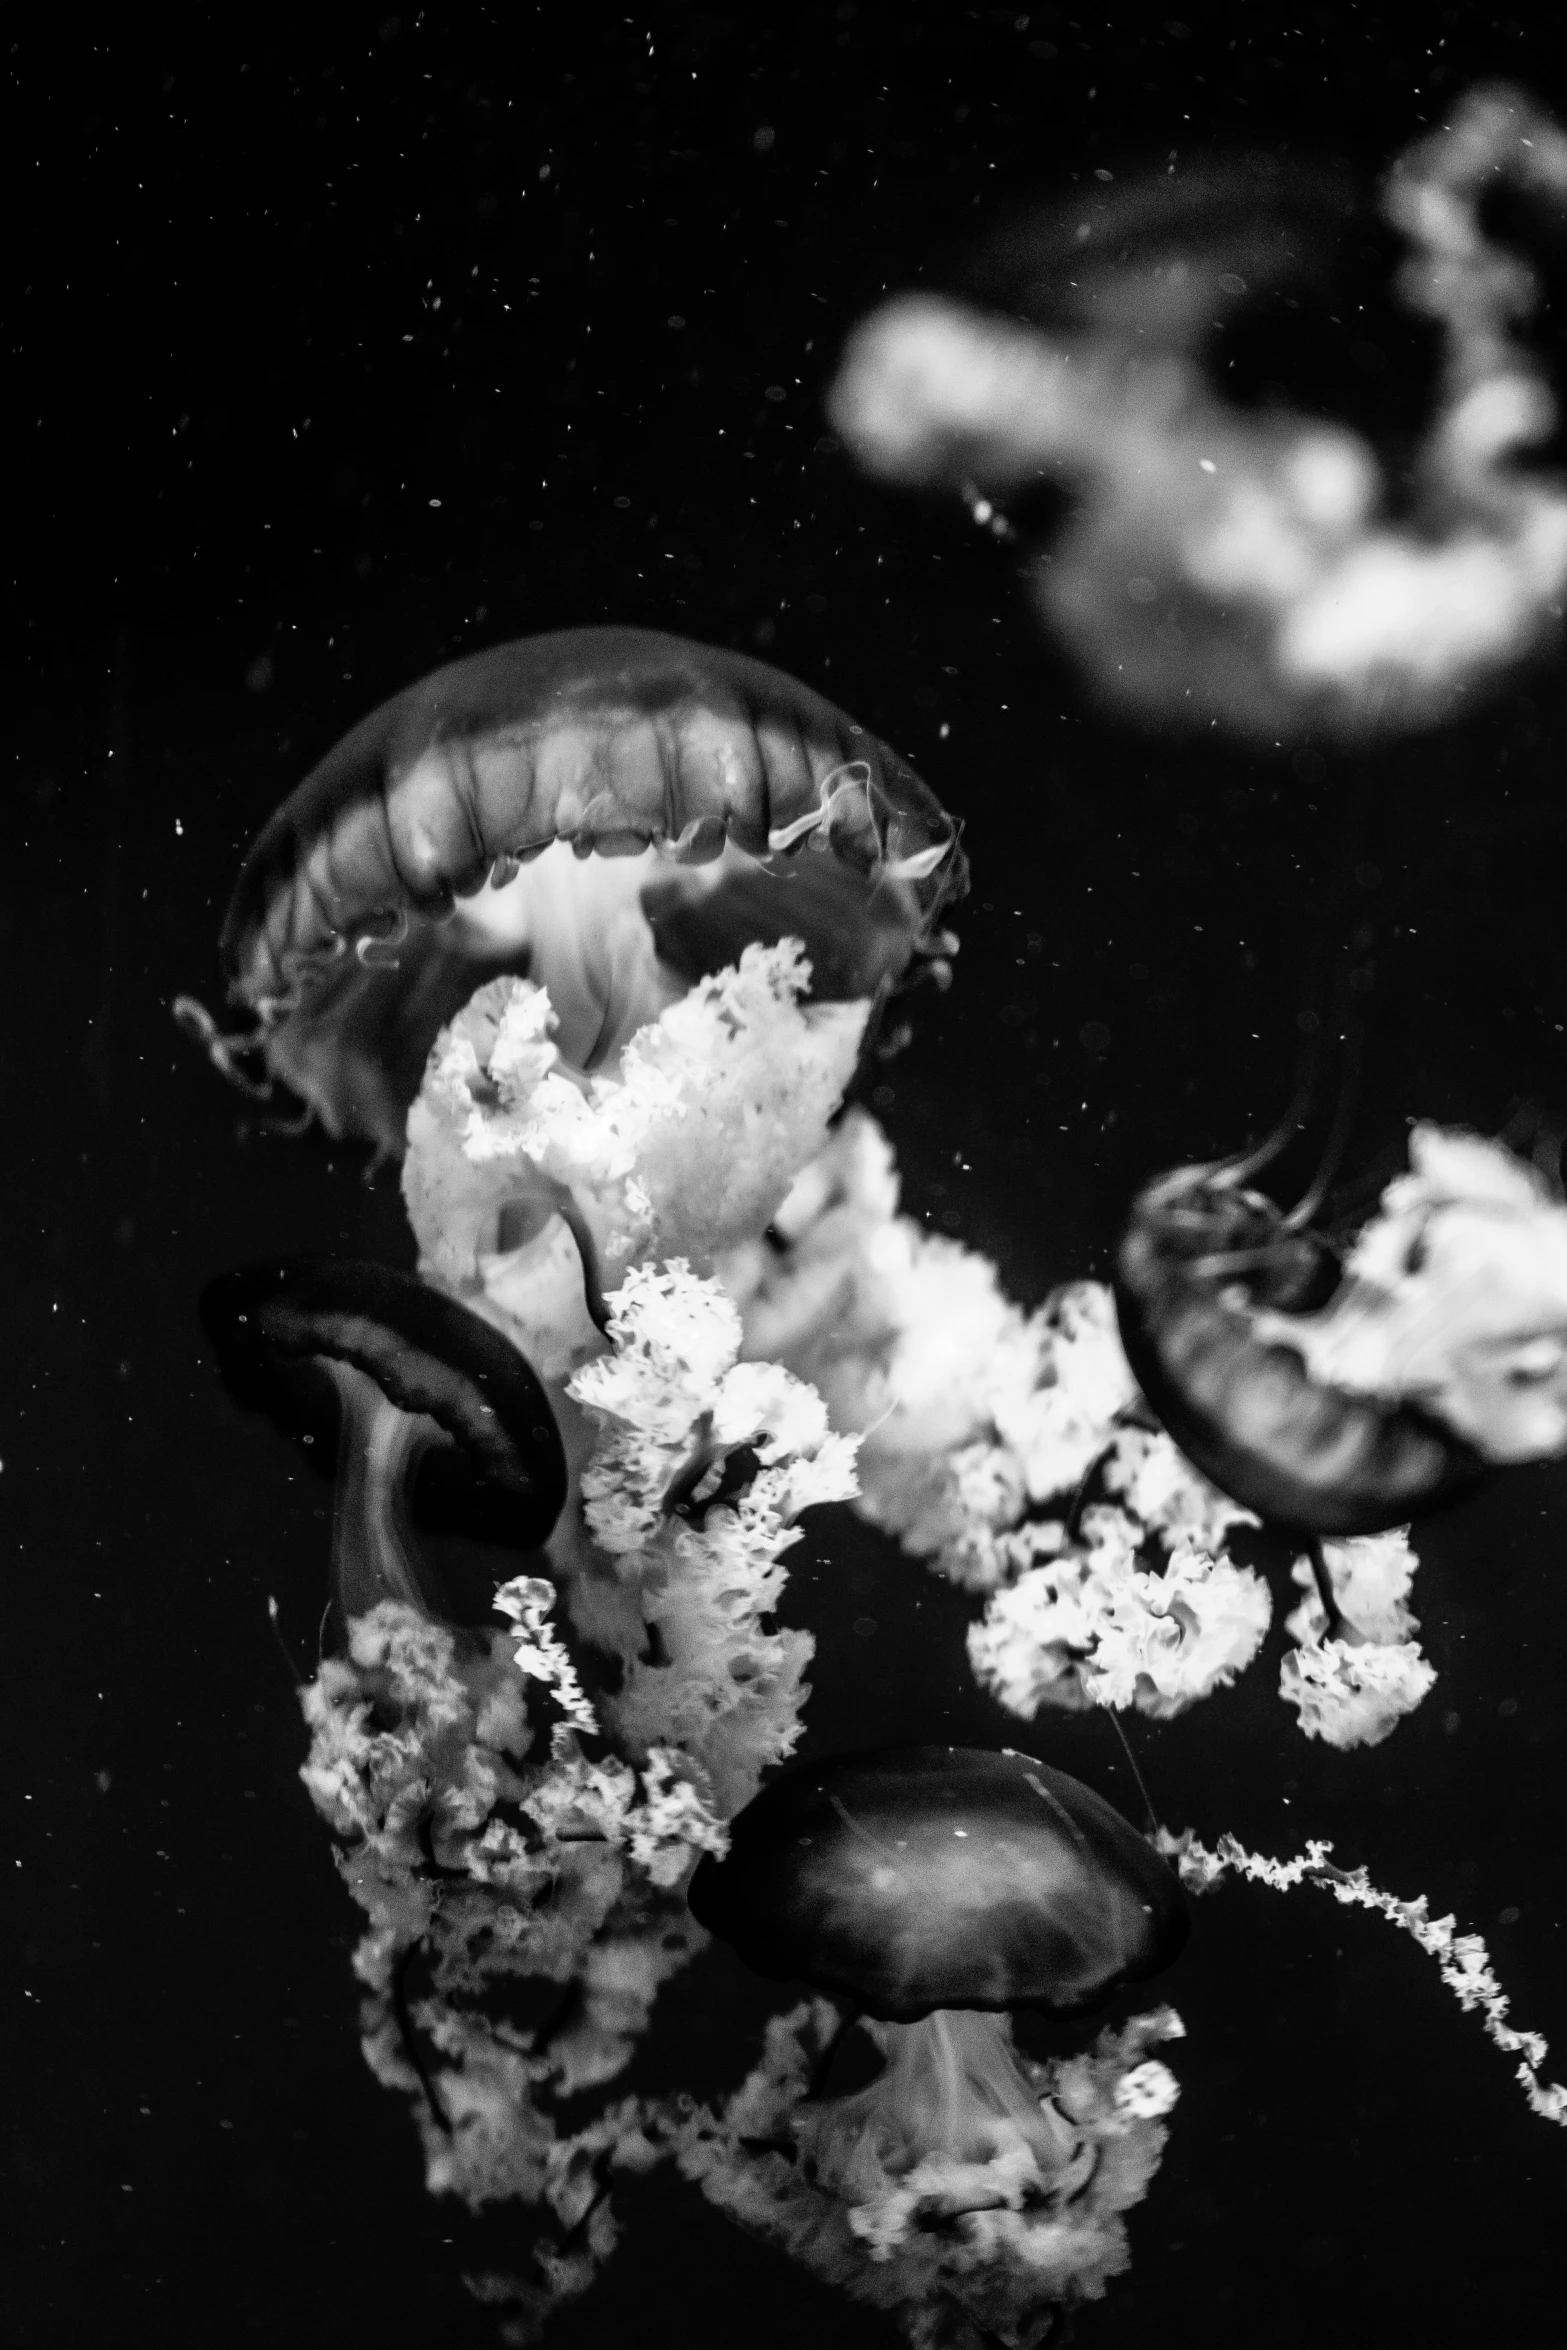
[676,1744,1187,2342]
[827,85,1567,741]
[200,1253,568,1631]
[1115,1149,1478,1543]
[1111,1118,1567,1542]
[1111,1113,1567,1747]
[179,626,965,1160]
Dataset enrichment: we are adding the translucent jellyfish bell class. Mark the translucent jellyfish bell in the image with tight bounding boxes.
[181,627,965,1154]
[969,150,1360,363]
[1109,1121,1567,1536]
[201,1255,568,1631]
[690,1744,1187,2023]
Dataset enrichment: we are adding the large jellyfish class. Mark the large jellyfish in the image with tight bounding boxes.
[828,85,1567,741]
[179,626,964,1158]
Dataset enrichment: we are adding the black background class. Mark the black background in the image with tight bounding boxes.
[7,6,1566,2346]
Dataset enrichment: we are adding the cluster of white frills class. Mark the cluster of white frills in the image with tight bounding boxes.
[294,942,1219,2341]
[726,1107,1438,1751]
[397,934,1438,1750]
[300,939,1528,2350]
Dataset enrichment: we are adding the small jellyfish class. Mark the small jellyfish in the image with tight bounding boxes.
[179,627,965,1155]
[1111,1118,1567,1539]
[201,1255,567,1630]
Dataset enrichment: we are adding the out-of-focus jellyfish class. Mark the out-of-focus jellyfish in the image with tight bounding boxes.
[177,626,965,1158]
[828,85,1567,740]
[675,1744,1187,2345]
[1115,1148,1483,1541]
[1253,1124,1567,1464]
[1114,1118,1567,1751]
[201,1254,568,1629]
[1116,1120,1567,1537]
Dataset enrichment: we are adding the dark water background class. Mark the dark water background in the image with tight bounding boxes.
[8,7,1566,2345]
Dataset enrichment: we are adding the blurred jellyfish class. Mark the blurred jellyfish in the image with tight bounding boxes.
[1253,1124,1567,1464]
[177,626,964,1158]
[1113,1115,1567,1749]
[828,85,1567,740]
[676,1745,1187,2346]
[1115,1119,1567,1537]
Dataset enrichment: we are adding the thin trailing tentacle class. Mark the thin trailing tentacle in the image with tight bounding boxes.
[264,1594,309,1684]
[1103,1707,1159,1839]
[1283,1016,1364,1231]
[1302,1534,1348,1641]
[1218,1069,1318,1189]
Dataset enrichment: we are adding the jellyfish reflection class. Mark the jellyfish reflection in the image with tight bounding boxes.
[828,85,1567,741]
